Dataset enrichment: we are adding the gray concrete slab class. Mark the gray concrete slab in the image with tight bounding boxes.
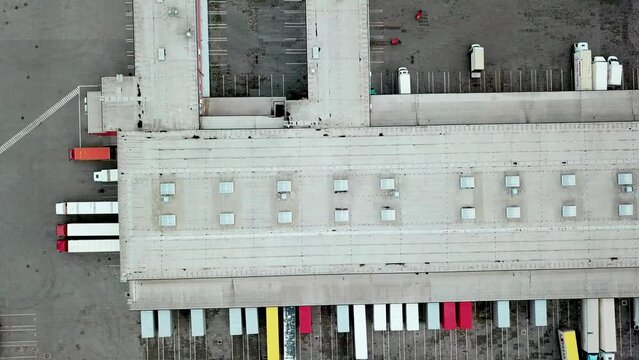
[0,0,140,358]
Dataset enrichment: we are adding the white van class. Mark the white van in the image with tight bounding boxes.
[398,67,411,94]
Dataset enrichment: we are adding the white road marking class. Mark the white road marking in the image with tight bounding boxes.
[0,87,80,155]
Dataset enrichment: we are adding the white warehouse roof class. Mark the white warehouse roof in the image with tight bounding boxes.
[118,123,639,308]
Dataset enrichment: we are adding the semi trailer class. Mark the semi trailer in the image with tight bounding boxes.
[56,239,120,253]
[55,201,118,215]
[573,42,592,91]
[55,223,119,237]
[68,146,116,161]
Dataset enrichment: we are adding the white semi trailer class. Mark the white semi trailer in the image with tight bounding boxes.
[57,239,120,253]
[592,57,608,91]
[599,298,617,360]
[573,42,592,91]
[580,299,599,359]
[55,201,118,215]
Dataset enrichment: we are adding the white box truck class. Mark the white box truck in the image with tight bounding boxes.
[592,56,608,91]
[398,67,411,94]
[599,298,617,360]
[573,42,592,91]
[469,44,484,79]
[94,169,118,182]
[55,201,118,215]
[580,299,599,358]
[607,56,623,88]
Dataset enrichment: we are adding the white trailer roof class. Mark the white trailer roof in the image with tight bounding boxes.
[373,304,387,331]
[389,304,403,331]
[336,305,350,333]
[67,223,119,237]
[67,239,120,253]
[244,308,259,335]
[228,308,242,336]
[190,309,205,337]
[157,310,172,338]
[405,304,419,331]
[530,300,547,327]
[426,303,440,330]
[140,310,155,339]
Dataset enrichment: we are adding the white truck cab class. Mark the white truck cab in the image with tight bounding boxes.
[607,56,622,87]
[574,42,589,52]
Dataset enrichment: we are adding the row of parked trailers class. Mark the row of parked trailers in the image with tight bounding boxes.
[139,300,552,360]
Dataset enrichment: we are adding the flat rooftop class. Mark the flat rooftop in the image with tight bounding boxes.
[133,0,199,130]
[287,0,371,127]
[371,91,639,126]
[119,122,639,293]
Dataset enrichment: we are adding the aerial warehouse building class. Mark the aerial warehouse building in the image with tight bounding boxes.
[96,0,639,342]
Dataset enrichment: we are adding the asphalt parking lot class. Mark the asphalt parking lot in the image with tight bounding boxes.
[369,0,639,94]
[209,0,308,99]
[0,0,138,359]
[142,299,639,360]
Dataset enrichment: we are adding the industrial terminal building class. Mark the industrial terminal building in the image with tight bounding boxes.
[88,0,639,314]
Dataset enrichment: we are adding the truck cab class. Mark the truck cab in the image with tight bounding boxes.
[607,56,622,87]
[574,42,589,52]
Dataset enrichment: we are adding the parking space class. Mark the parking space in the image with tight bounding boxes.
[209,0,308,99]
[141,299,639,360]
[369,0,639,94]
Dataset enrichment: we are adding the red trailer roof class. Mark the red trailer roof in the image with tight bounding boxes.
[457,302,473,330]
[299,306,312,334]
[56,239,68,252]
[69,147,113,160]
[441,302,457,330]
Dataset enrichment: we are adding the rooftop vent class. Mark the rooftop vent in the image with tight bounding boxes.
[562,205,577,218]
[561,174,576,187]
[334,208,349,222]
[380,178,396,191]
[380,207,396,221]
[159,214,176,227]
[460,207,476,220]
[619,204,634,217]
[460,176,475,189]
[219,212,235,225]
[333,179,349,193]
[505,206,521,219]
[219,181,234,194]
[277,211,293,224]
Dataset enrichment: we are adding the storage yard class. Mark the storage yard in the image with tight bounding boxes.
[1,0,639,359]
